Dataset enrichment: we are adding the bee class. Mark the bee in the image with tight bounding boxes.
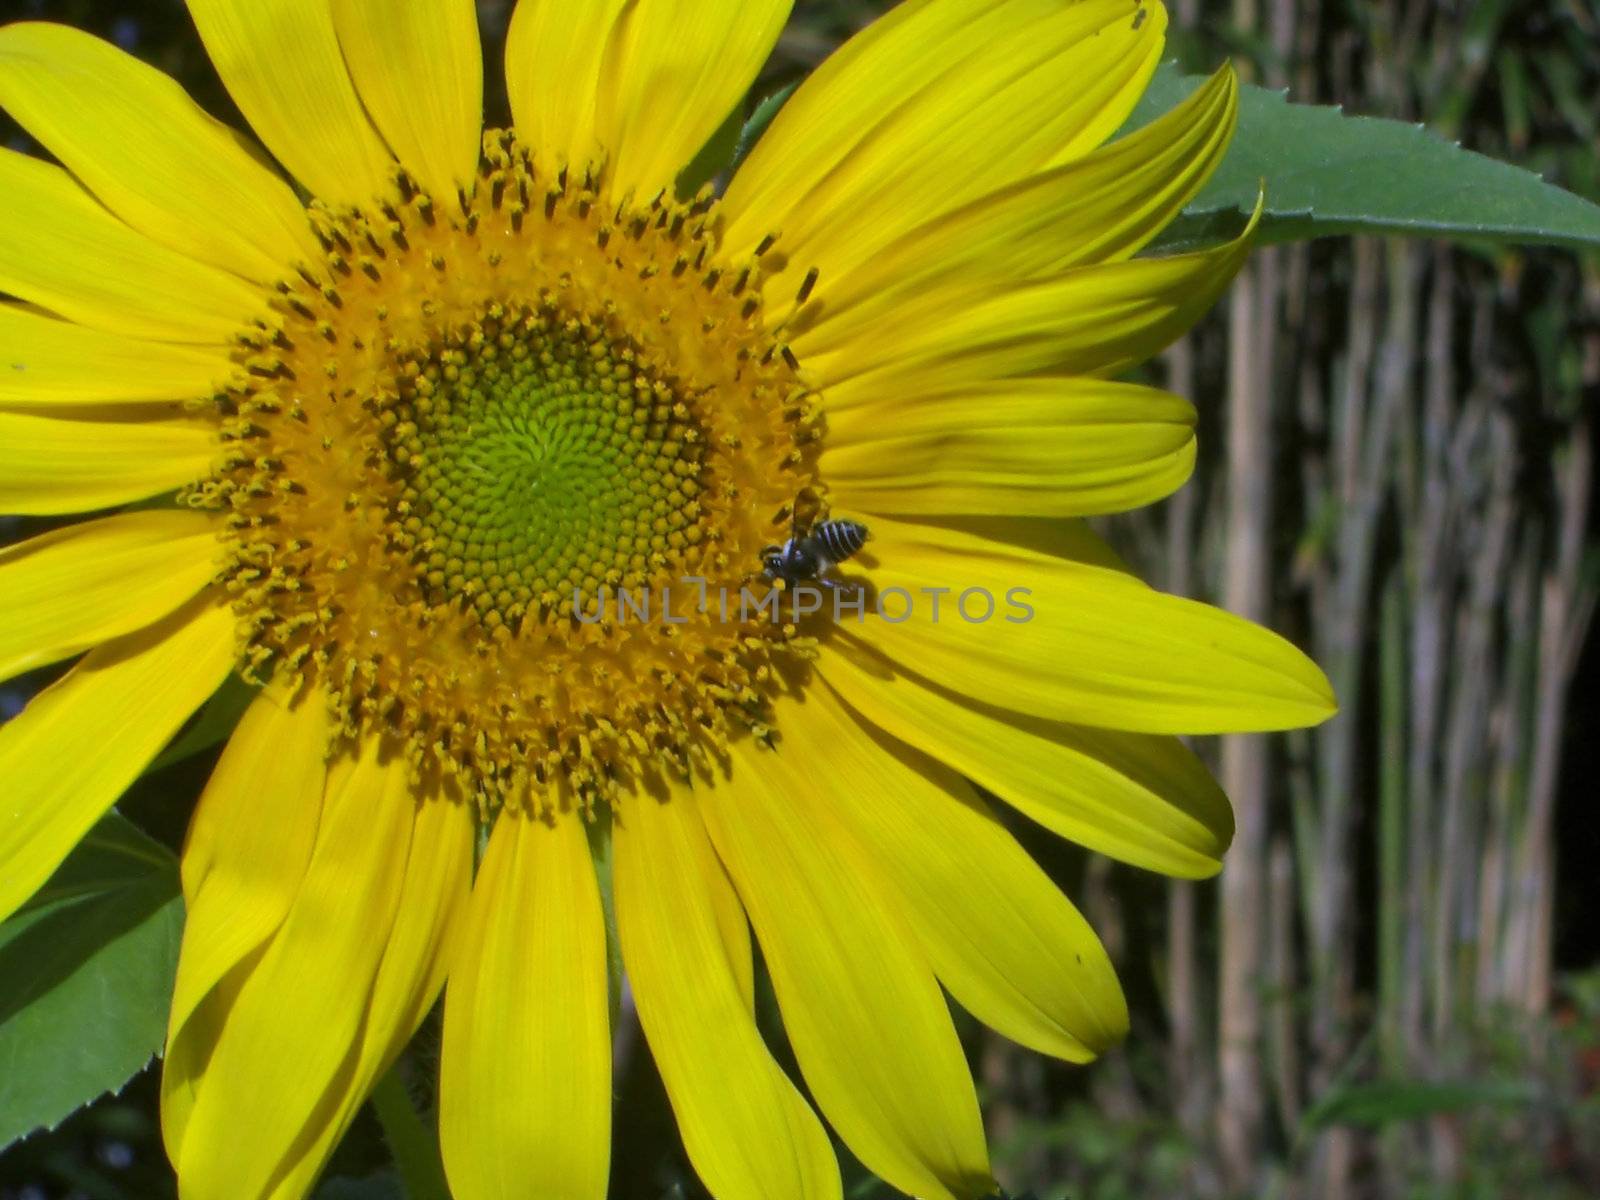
[760,510,870,587]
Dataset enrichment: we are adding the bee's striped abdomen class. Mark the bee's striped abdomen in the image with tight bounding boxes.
[815,519,869,563]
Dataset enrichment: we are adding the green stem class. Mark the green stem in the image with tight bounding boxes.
[370,1061,451,1200]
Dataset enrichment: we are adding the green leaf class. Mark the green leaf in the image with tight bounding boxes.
[1302,1078,1538,1131]
[676,101,746,199]
[675,81,798,199]
[0,813,183,1150]
[1126,61,1600,252]
[732,83,797,174]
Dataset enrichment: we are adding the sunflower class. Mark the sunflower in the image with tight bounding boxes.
[0,1,1333,1197]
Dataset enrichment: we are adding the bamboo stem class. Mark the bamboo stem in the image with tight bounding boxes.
[1218,254,1276,1191]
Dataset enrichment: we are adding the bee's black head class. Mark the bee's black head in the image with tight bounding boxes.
[760,545,784,577]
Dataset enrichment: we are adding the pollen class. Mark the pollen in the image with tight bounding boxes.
[193,132,823,811]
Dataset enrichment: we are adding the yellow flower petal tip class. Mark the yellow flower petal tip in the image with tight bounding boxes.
[0,1,1334,1196]
[1246,639,1341,730]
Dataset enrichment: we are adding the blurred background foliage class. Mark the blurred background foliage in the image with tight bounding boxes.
[1,0,1597,1198]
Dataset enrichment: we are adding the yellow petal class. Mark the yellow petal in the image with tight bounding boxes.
[186,0,395,206]
[252,790,475,1200]
[0,148,268,342]
[332,0,483,202]
[822,379,1196,518]
[596,0,792,200]
[505,0,625,175]
[723,0,1167,301]
[790,61,1236,335]
[0,305,231,409]
[167,690,329,1050]
[711,828,756,1010]
[357,791,475,1060]
[508,0,789,194]
[0,509,219,682]
[0,22,319,282]
[159,960,248,1182]
[0,598,233,923]
[819,638,1232,878]
[617,785,840,1200]
[805,215,1255,405]
[173,738,414,1198]
[794,684,1128,1059]
[164,727,472,1200]
[932,514,1136,573]
[440,809,610,1200]
[846,515,1335,733]
[0,409,218,514]
[704,739,993,1200]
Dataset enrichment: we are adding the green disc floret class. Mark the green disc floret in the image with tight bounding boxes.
[383,303,708,626]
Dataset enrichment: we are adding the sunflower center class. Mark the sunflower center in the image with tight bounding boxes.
[382,305,710,627]
[198,132,824,809]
